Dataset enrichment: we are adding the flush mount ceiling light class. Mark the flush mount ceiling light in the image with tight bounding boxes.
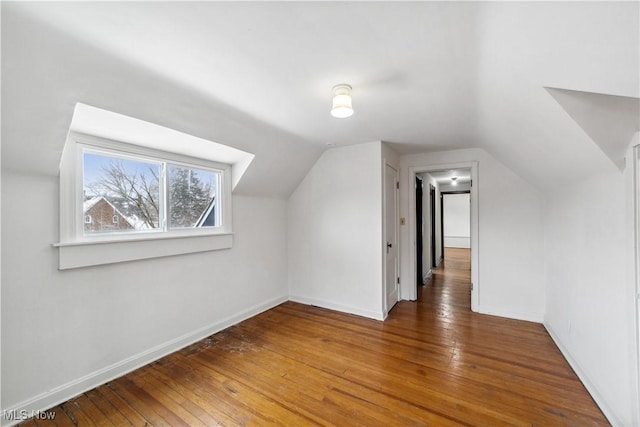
[331,84,354,118]
[451,176,458,186]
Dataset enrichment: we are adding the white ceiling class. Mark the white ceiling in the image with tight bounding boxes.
[2,2,638,197]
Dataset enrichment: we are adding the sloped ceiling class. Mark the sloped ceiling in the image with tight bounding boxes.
[545,88,640,170]
[2,2,638,196]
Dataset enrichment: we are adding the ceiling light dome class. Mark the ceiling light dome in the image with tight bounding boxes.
[331,84,354,118]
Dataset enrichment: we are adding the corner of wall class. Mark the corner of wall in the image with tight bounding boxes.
[543,321,622,426]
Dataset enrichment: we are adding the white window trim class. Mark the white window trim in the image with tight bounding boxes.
[55,131,234,269]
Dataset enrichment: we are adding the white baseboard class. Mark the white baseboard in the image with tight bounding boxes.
[477,304,543,323]
[1,294,288,427]
[543,322,619,426]
[423,269,433,284]
[289,294,386,321]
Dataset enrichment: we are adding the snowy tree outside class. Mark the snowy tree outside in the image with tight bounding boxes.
[168,165,217,228]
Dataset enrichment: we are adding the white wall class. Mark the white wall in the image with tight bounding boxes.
[1,169,289,417]
[288,141,385,320]
[443,193,471,248]
[400,148,545,322]
[543,145,639,425]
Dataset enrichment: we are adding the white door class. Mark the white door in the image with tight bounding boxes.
[385,163,399,312]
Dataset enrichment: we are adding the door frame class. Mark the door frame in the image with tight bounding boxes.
[383,162,400,314]
[407,162,479,312]
[415,176,424,285]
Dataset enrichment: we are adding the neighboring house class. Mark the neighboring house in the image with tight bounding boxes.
[83,196,135,232]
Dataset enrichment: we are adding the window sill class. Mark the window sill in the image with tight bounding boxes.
[54,233,233,270]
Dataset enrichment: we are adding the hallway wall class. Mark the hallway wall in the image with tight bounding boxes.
[443,193,471,249]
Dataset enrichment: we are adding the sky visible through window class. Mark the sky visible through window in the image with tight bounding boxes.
[83,153,159,188]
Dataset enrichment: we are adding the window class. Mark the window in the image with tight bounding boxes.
[57,135,232,269]
[56,103,254,270]
[67,137,229,242]
[167,165,219,229]
[83,151,161,234]
[82,150,221,236]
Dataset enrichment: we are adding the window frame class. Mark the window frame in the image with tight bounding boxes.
[80,146,166,239]
[165,163,222,231]
[56,132,234,269]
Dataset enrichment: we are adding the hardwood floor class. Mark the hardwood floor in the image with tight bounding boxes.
[21,248,608,426]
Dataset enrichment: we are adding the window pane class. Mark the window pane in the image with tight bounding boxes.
[83,152,161,233]
[168,165,219,228]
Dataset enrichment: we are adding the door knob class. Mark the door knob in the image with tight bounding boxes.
[387,242,393,248]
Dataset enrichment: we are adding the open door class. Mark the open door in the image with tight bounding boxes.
[430,184,436,268]
[385,163,399,312]
[416,177,423,285]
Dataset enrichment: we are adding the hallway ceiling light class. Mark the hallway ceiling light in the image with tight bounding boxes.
[331,84,354,118]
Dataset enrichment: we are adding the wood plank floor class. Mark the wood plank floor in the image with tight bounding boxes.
[21,248,608,426]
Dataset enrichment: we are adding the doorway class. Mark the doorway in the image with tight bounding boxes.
[407,163,479,312]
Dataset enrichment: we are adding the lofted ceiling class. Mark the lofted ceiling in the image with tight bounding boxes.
[2,2,638,197]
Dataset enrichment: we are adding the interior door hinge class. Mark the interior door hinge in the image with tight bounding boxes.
[396,181,399,189]
[397,277,400,284]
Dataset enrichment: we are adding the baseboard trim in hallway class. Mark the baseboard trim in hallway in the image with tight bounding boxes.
[544,322,618,426]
